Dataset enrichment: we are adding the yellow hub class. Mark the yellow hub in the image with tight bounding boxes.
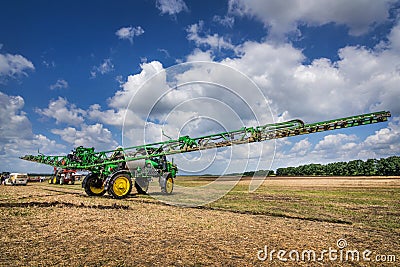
[165,177,173,194]
[90,184,105,194]
[113,176,130,197]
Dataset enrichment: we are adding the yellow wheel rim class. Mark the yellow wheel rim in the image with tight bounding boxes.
[53,177,57,183]
[166,177,173,194]
[90,185,104,194]
[113,176,130,197]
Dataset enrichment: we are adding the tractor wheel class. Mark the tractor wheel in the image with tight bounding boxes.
[53,176,57,184]
[108,173,132,199]
[161,174,174,194]
[84,174,106,196]
[48,177,53,184]
[134,178,149,194]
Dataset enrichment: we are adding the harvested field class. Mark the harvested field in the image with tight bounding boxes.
[0,177,399,266]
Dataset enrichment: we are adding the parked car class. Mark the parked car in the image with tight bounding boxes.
[5,173,29,186]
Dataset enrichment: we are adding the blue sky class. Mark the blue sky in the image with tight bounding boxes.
[1,0,400,174]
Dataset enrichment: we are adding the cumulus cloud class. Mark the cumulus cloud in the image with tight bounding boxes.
[362,117,400,157]
[156,0,188,15]
[0,91,32,142]
[36,97,86,126]
[49,79,68,90]
[115,26,144,43]
[186,21,235,51]
[90,58,114,78]
[229,0,396,39]
[0,91,64,173]
[0,53,34,81]
[290,138,312,156]
[88,104,143,127]
[215,35,400,122]
[213,15,235,28]
[108,61,165,110]
[51,123,118,151]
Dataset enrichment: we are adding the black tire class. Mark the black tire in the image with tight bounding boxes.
[108,173,132,199]
[84,173,106,196]
[134,178,149,195]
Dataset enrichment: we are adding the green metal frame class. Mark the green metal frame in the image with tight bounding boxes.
[20,111,391,171]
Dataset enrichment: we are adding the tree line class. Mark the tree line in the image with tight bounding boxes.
[276,156,400,176]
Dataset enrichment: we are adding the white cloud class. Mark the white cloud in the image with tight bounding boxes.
[0,53,34,81]
[290,138,312,156]
[186,21,235,51]
[0,91,64,173]
[388,22,400,51]
[156,0,188,15]
[90,58,114,78]
[314,134,358,151]
[88,103,143,127]
[108,61,165,110]
[36,97,86,126]
[115,26,144,43]
[216,34,400,121]
[49,79,68,90]
[362,117,400,156]
[213,15,235,28]
[229,0,396,39]
[51,123,118,151]
[185,48,214,62]
[0,91,32,142]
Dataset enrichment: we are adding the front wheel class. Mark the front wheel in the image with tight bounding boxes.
[108,173,132,199]
[161,174,174,194]
[83,174,106,196]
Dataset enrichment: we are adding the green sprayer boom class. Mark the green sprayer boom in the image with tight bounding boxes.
[20,110,391,198]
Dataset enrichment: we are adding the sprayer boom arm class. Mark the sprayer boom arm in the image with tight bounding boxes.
[20,111,391,170]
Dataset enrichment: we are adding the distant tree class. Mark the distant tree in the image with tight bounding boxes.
[275,156,399,176]
[363,159,377,176]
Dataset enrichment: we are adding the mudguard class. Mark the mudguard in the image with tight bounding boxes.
[159,172,170,188]
[81,173,91,189]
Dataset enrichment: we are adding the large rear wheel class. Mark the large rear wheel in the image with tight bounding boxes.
[108,173,132,199]
[84,173,106,196]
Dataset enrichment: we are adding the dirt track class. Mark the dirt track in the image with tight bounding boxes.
[0,178,399,266]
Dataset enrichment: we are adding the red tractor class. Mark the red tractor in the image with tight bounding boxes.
[48,167,76,185]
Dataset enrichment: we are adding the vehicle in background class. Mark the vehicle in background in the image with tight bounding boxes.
[48,168,76,185]
[28,176,41,182]
[5,173,29,185]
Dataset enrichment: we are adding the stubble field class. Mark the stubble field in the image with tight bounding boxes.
[0,176,399,266]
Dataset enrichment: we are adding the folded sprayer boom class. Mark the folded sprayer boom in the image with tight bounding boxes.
[20,110,391,199]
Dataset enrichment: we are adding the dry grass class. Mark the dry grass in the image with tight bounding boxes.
[0,177,399,266]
